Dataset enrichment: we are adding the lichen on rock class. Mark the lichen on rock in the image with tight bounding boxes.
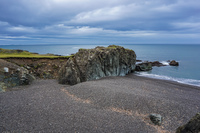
[58,45,136,85]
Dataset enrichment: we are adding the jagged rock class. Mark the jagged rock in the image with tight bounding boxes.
[58,45,136,85]
[170,60,179,66]
[20,77,30,85]
[149,114,163,126]
[150,61,166,67]
[135,62,152,71]
[0,59,35,91]
[136,60,167,67]
[6,58,68,79]
[59,57,81,85]
[176,112,200,133]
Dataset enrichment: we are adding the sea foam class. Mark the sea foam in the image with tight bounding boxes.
[135,72,200,87]
[160,61,169,66]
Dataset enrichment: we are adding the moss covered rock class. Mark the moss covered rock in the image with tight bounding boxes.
[58,45,136,85]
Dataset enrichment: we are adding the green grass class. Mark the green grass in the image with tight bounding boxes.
[0,54,69,58]
[0,48,72,59]
[107,45,121,49]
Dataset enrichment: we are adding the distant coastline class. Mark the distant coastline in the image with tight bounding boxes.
[1,44,200,87]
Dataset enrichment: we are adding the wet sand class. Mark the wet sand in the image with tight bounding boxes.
[1,74,200,133]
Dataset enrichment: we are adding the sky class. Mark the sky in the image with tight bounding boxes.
[0,0,200,45]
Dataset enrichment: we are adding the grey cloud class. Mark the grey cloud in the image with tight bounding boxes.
[66,0,200,32]
[0,0,200,44]
[0,0,134,26]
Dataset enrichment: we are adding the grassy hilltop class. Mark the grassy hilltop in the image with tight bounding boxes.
[0,48,71,59]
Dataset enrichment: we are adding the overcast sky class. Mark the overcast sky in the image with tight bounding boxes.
[0,0,200,45]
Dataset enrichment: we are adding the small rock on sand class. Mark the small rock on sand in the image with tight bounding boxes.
[149,114,163,126]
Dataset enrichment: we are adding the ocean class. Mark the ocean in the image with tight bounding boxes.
[1,44,200,87]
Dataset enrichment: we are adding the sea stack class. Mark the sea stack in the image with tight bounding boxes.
[58,45,136,85]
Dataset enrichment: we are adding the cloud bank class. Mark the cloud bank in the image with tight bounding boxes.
[0,0,200,44]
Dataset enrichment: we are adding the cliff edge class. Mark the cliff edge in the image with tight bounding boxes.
[58,45,136,85]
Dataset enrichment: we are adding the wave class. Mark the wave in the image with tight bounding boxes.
[136,60,171,66]
[160,61,169,66]
[135,72,200,87]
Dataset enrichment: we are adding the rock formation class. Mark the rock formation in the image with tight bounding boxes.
[149,114,163,126]
[0,59,35,92]
[169,60,179,66]
[176,112,200,133]
[58,45,136,85]
[151,61,167,67]
[135,62,152,71]
[6,58,68,79]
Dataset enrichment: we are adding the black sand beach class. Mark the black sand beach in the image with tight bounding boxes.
[1,74,200,133]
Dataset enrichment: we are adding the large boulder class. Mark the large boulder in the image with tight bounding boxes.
[176,112,200,133]
[58,45,136,85]
[0,59,35,92]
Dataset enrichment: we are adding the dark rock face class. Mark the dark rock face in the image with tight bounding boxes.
[136,60,142,62]
[6,58,68,79]
[176,112,200,133]
[151,61,166,67]
[149,114,163,126]
[135,62,152,71]
[58,45,136,85]
[170,60,179,66]
[0,59,35,92]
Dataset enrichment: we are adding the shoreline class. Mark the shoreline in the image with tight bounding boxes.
[132,73,200,89]
[134,71,200,88]
[2,73,200,93]
[1,46,199,88]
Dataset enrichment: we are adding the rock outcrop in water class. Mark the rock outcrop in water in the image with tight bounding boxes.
[135,62,152,71]
[176,112,200,133]
[151,61,167,67]
[169,60,179,66]
[58,45,136,85]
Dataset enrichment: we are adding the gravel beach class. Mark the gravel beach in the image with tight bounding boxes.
[1,74,200,133]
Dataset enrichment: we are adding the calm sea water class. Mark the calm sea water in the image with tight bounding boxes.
[1,44,200,87]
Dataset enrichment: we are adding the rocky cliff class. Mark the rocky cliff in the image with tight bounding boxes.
[58,45,136,85]
[6,58,68,79]
[0,59,35,92]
